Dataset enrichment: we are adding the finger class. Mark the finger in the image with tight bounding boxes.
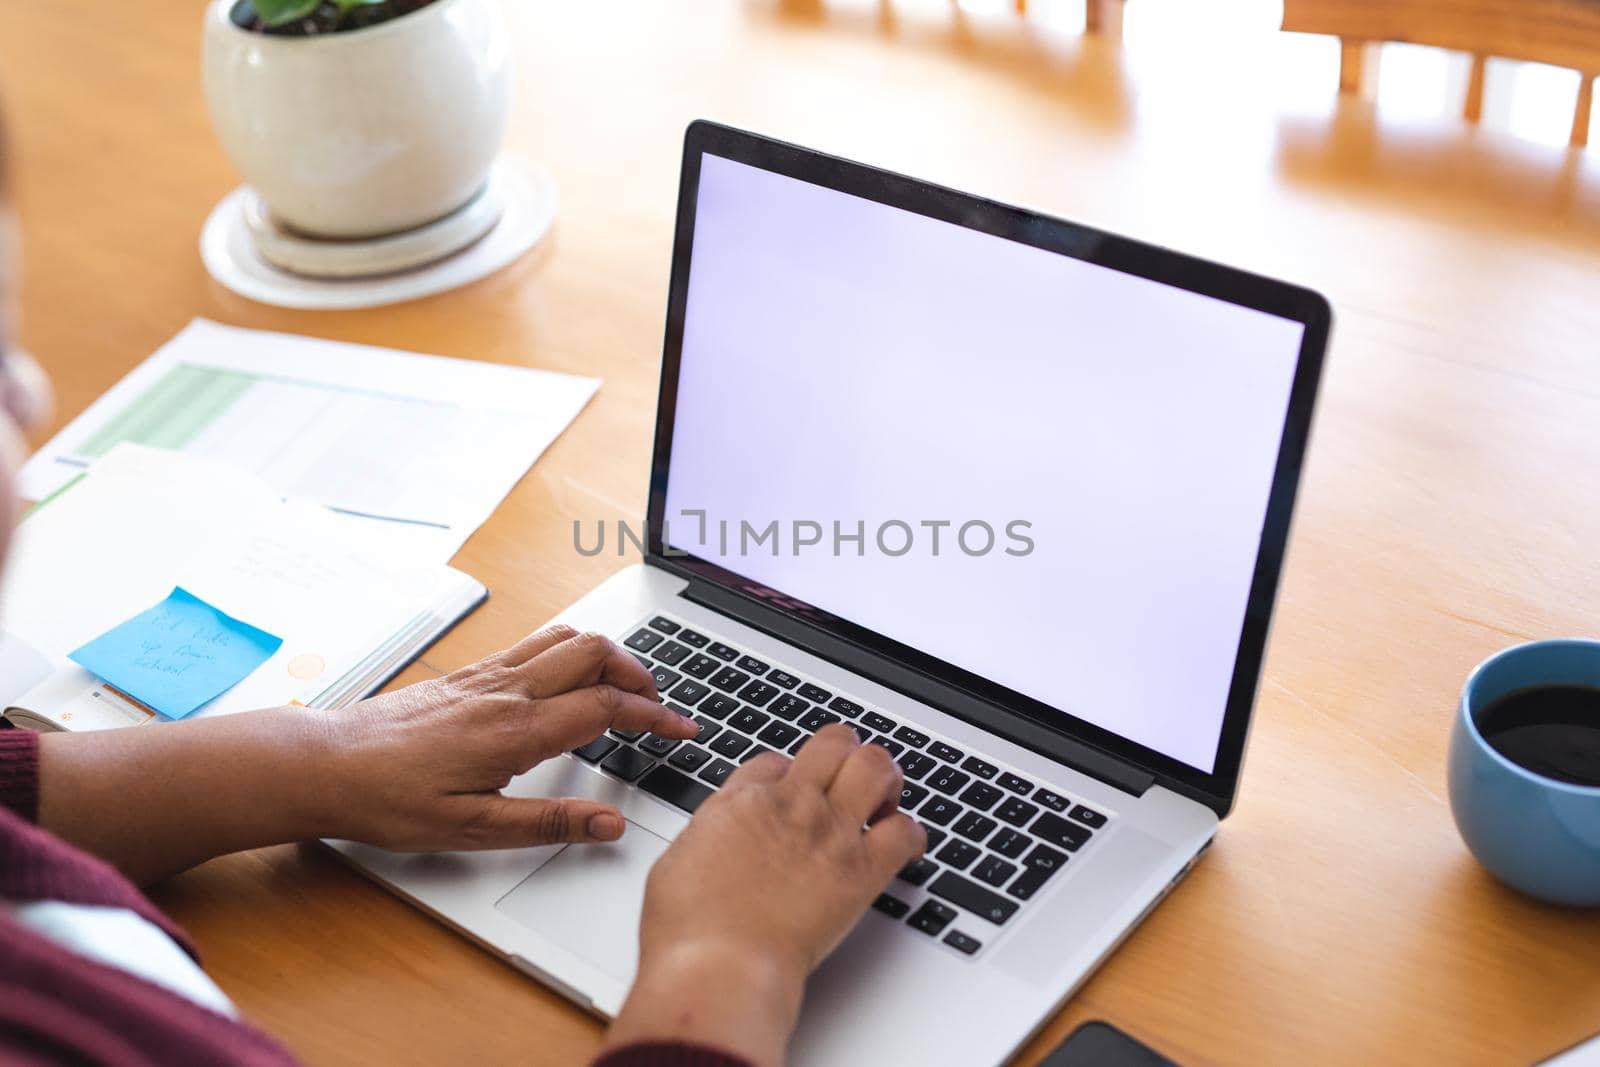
[784,722,862,792]
[519,631,659,700]
[483,623,581,669]
[526,684,697,760]
[723,750,790,790]
[827,743,904,828]
[455,795,630,850]
[863,812,928,884]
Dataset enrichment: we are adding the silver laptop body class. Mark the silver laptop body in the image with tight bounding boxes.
[332,121,1330,1067]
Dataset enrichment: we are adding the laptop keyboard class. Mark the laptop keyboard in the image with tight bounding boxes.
[570,614,1114,959]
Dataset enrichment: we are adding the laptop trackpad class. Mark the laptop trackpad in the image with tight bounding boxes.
[493,822,670,984]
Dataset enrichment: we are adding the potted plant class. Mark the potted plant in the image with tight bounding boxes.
[202,0,511,240]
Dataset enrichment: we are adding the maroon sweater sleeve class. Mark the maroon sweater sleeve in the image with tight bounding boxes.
[0,728,40,822]
[593,1042,754,1067]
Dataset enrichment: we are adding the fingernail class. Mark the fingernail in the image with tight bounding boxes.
[588,813,624,841]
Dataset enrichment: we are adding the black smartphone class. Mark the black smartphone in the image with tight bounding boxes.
[1039,1021,1180,1067]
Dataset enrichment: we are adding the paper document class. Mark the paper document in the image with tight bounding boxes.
[3,444,478,721]
[21,319,599,561]
[69,587,283,719]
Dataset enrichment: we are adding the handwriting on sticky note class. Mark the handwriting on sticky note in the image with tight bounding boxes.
[68,587,282,720]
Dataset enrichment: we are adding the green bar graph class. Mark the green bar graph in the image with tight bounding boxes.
[77,364,258,459]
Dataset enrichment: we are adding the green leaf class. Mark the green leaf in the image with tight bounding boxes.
[252,0,322,27]
[332,0,390,11]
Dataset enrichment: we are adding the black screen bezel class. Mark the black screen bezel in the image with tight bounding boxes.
[646,120,1330,815]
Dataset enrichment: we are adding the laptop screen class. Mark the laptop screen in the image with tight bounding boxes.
[661,152,1306,774]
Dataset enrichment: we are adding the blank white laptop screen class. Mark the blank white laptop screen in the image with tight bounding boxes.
[663,153,1304,773]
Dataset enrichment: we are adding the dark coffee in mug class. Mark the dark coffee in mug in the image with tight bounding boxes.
[1476,684,1600,787]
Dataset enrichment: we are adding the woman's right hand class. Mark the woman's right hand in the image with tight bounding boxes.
[602,724,927,1067]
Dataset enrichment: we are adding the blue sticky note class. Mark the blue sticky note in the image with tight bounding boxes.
[68,587,283,720]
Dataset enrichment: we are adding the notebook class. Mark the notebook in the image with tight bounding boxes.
[0,444,486,731]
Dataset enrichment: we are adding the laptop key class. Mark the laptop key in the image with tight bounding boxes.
[706,642,740,662]
[936,840,980,870]
[681,653,720,680]
[677,629,709,648]
[1032,812,1092,851]
[989,828,1030,859]
[757,721,801,748]
[710,667,751,693]
[735,655,769,675]
[572,736,618,763]
[639,735,680,758]
[920,796,962,826]
[928,767,971,796]
[668,680,710,706]
[798,683,832,704]
[898,751,937,781]
[907,900,957,937]
[873,893,911,919]
[653,641,689,666]
[929,871,1020,926]
[600,746,655,782]
[1008,845,1068,900]
[1069,804,1108,829]
[862,711,896,733]
[697,758,738,787]
[972,855,1017,888]
[797,707,839,732]
[769,694,809,721]
[630,652,652,671]
[728,708,770,735]
[767,669,801,689]
[610,729,644,742]
[893,725,931,749]
[921,824,948,851]
[625,629,664,653]
[828,696,864,718]
[898,857,938,886]
[737,681,779,707]
[668,744,714,773]
[649,666,681,692]
[900,782,930,809]
[929,741,964,764]
[1033,788,1070,811]
[868,736,905,757]
[647,617,680,635]
[943,930,982,955]
[690,716,723,747]
[700,694,740,719]
[961,756,999,780]
[959,783,1003,812]
[953,811,997,843]
[639,765,713,814]
[787,735,809,755]
[995,797,1039,827]
[997,772,1033,795]
[741,745,774,764]
[711,731,754,759]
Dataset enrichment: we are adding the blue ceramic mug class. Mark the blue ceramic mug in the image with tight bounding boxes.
[1448,639,1600,906]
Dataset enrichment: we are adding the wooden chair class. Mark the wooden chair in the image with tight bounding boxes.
[1012,0,1125,39]
[1282,0,1600,147]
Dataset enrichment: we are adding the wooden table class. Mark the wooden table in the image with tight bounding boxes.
[3,1,1598,1063]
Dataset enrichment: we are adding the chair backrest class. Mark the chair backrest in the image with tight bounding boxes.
[1282,0,1600,146]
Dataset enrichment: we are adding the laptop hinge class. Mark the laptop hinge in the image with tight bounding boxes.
[676,575,1156,799]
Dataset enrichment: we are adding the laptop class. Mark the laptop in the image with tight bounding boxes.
[331,121,1330,1066]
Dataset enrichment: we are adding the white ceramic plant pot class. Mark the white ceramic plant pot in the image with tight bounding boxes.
[202,0,511,239]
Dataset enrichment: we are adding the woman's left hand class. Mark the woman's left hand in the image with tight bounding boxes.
[306,625,699,851]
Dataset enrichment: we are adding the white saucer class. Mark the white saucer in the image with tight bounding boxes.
[243,179,506,279]
[200,157,557,310]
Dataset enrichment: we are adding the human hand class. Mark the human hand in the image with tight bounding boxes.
[604,724,928,1067]
[305,625,698,850]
